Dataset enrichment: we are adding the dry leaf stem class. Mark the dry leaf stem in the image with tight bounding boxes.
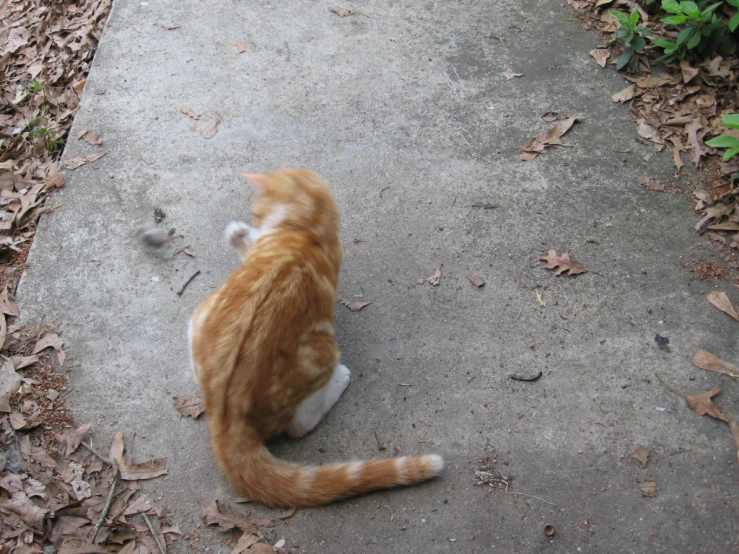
[92,463,119,541]
[80,440,116,467]
[177,270,201,296]
[142,512,167,554]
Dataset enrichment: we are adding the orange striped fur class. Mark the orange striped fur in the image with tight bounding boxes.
[188,169,444,508]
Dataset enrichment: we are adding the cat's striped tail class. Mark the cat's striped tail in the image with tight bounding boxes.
[221,446,444,508]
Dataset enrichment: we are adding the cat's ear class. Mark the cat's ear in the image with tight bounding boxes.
[240,172,270,193]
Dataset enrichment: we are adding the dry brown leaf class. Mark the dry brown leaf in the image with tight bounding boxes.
[466,272,484,288]
[13,355,39,369]
[278,507,297,519]
[638,176,665,192]
[109,432,168,480]
[173,394,205,418]
[539,249,587,276]
[162,24,180,30]
[46,172,65,189]
[631,445,649,468]
[121,494,152,516]
[2,491,49,527]
[9,411,27,429]
[504,72,523,80]
[639,480,659,498]
[541,111,562,122]
[589,49,609,68]
[0,286,19,317]
[329,7,355,16]
[201,500,266,533]
[79,130,103,145]
[686,387,730,422]
[231,533,260,554]
[341,300,371,312]
[32,332,65,366]
[521,116,582,160]
[179,106,200,120]
[57,423,92,456]
[685,119,707,166]
[636,119,664,151]
[690,350,739,379]
[202,119,221,139]
[63,152,106,170]
[707,291,739,321]
[427,265,442,286]
[235,42,247,54]
[612,84,636,103]
[679,60,699,84]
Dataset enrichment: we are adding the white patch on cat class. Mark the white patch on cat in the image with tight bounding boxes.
[395,457,408,485]
[287,364,351,437]
[422,454,445,475]
[224,221,252,249]
[346,461,363,483]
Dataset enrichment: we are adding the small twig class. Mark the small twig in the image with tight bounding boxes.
[374,431,387,452]
[396,383,411,386]
[467,375,477,384]
[142,512,167,554]
[471,203,500,209]
[506,491,556,505]
[656,373,683,397]
[80,441,115,467]
[92,463,119,541]
[176,269,201,296]
[510,371,543,383]
[379,186,390,198]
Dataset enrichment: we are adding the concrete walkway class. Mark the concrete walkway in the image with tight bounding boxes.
[19,0,738,552]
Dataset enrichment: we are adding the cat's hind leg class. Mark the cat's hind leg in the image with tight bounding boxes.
[287,364,351,438]
[224,221,256,260]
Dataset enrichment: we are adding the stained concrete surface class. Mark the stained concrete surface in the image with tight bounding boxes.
[17,0,739,552]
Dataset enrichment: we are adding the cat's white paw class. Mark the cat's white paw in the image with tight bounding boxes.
[325,364,351,406]
[224,221,253,250]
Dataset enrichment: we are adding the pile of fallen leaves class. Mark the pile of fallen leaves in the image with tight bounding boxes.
[564,0,738,281]
[0,0,110,261]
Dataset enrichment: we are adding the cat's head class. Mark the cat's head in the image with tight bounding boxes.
[241,169,339,241]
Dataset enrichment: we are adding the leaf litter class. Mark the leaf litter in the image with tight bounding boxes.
[568,0,739,284]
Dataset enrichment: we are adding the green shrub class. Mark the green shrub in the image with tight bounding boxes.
[706,114,739,161]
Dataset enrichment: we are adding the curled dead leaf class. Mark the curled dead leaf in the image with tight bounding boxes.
[235,42,247,53]
[539,249,587,276]
[638,176,665,192]
[611,84,636,103]
[179,106,200,120]
[32,332,65,366]
[162,23,181,30]
[426,265,442,286]
[504,72,523,80]
[631,445,649,468]
[57,423,92,456]
[639,480,659,498]
[466,272,484,288]
[329,7,355,17]
[589,49,609,68]
[202,118,221,139]
[173,393,205,418]
[521,116,583,160]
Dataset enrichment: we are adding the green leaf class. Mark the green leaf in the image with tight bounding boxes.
[661,15,688,25]
[616,47,633,70]
[661,0,682,14]
[706,136,739,148]
[650,36,677,49]
[631,34,647,52]
[677,27,694,46]
[680,1,700,18]
[610,10,632,27]
[613,29,630,39]
[723,147,739,161]
[687,31,702,49]
[629,8,640,26]
[700,2,722,18]
[725,0,739,7]
[722,114,739,129]
[729,13,739,33]
[720,34,737,55]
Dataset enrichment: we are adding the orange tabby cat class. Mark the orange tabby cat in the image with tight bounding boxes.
[188,169,444,508]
